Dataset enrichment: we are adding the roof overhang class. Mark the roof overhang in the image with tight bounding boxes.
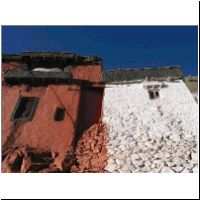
[5,69,72,84]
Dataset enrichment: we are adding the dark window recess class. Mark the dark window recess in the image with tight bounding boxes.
[148,90,159,99]
[54,107,65,121]
[11,97,39,121]
[149,91,154,99]
[155,91,159,98]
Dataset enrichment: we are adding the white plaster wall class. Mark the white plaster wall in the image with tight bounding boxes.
[103,80,198,173]
[192,91,198,103]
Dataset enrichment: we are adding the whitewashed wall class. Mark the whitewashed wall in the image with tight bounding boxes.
[102,80,198,173]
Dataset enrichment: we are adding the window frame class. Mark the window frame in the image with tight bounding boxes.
[148,90,160,100]
[11,96,39,122]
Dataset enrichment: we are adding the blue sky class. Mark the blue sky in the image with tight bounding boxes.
[2,26,198,75]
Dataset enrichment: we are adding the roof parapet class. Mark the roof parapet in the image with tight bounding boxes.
[101,66,183,83]
[2,52,102,68]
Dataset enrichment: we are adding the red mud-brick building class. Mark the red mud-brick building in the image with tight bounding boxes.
[2,52,104,158]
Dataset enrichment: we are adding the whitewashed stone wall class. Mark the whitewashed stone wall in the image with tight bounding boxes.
[103,80,198,173]
[192,91,198,103]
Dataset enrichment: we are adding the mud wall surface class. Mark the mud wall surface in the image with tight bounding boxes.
[102,80,198,173]
[2,84,81,154]
[2,61,107,173]
[2,62,22,83]
[71,65,102,82]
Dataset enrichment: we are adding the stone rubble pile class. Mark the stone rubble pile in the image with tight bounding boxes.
[71,122,108,173]
[105,132,198,173]
[2,146,75,173]
[103,83,198,173]
[2,123,108,173]
[104,114,198,173]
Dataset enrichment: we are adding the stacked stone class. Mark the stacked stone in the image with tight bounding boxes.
[105,131,198,173]
[103,82,198,173]
[71,122,108,173]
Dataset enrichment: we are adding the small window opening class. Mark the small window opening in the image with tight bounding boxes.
[148,90,159,100]
[149,91,154,99]
[155,91,159,98]
[54,107,65,121]
[11,97,39,121]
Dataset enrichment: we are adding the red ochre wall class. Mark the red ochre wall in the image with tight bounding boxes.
[2,84,81,153]
[2,62,103,154]
[2,62,22,83]
[71,64,102,82]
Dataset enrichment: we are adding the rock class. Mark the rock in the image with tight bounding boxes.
[155,152,165,159]
[152,168,161,173]
[170,134,181,142]
[164,152,171,158]
[192,166,198,173]
[105,164,118,172]
[104,95,198,174]
[144,160,152,167]
[153,159,163,165]
[125,157,132,165]
[2,149,23,172]
[115,159,124,166]
[54,152,75,171]
[134,160,145,168]
[182,168,192,173]
[165,160,175,168]
[118,169,129,173]
[130,154,140,162]
[98,154,108,162]
[2,148,16,161]
[121,164,132,171]
[73,122,108,173]
[172,157,185,166]
[191,152,198,163]
[90,158,100,167]
[141,166,152,172]
[151,163,156,168]
[107,158,115,166]
[139,153,151,161]
[129,141,137,147]
[145,142,154,149]
[21,156,32,173]
[185,162,195,170]
[161,166,175,173]
[171,166,185,173]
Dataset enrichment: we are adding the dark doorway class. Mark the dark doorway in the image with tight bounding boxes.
[76,87,104,141]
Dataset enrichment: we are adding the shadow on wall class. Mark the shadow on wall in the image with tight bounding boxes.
[49,85,77,129]
[75,87,104,144]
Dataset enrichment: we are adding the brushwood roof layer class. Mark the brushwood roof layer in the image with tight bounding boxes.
[3,52,184,83]
[101,66,183,83]
[2,52,102,67]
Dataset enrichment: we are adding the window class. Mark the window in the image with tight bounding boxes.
[148,90,159,99]
[54,107,65,121]
[155,91,159,98]
[11,97,39,121]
